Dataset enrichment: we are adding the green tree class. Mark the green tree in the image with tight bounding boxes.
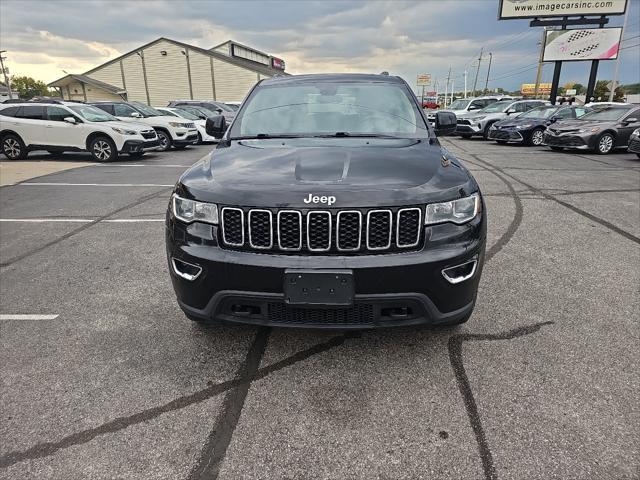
[622,83,640,94]
[9,76,50,99]
[593,80,624,102]
[572,83,585,95]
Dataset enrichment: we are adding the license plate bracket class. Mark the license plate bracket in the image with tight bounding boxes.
[284,270,354,306]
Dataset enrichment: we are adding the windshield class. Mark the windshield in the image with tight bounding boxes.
[230,81,428,139]
[480,101,513,113]
[449,99,471,110]
[130,101,163,117]
[579,107,633,121]
[192,106,217,117]
[520,106,558,119]
[69,105,118,122]
[157,109,178,117]
[225,103,240,111]
[170,108,198,120]
[214,102,235,112]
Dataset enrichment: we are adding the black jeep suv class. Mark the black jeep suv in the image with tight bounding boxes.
[166,74,486,329]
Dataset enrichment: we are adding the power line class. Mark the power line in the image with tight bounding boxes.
[489,64,539,82]
[619,43,640,50]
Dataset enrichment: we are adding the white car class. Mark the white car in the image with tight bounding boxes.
[154,107,217,143]
[456,99,548,139]
[90,101,198,151]
[0,101,159,162]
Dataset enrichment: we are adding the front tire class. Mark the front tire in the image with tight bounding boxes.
[529,128,545,146]
[2,134,27,160]
[197,132,203,144]
[595,133,614,155]
[155,130,172,151]
[89,136,117,162]
[482,123,495,140]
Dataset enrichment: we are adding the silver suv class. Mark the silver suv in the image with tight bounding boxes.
[456,99,548,139]
[425,96,515,126]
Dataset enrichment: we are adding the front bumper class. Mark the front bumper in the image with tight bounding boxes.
[165,210,486,329]
[172,130,199,145]
[456,120,483,135]
[487,127,524,143]
[119,139,160,153]
[628,137,640,154]
[543,131,592,149]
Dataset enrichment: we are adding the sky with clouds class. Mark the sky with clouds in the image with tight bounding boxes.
[1,0,638,94]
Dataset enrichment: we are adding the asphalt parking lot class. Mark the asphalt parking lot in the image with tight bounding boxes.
[0,138,638,480]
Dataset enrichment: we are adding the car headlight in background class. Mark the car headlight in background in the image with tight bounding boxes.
[111,127,137,135]
[172,194,218,224]
[425,194,480,225]
[578,127,600,133]
[168,122,191,128]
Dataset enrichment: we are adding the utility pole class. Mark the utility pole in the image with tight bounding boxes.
[533,27,546,99]
[609,7,629,101]
[0,51,13,99]
[444,66,451,107]
[484,52,493,93]
[464,70,468,98]
[450,80,455,105]
[472,47,483,97]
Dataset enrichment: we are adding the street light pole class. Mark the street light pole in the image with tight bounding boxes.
[0,50,13,99]
[472,47,483,97]
[464,70,468,98]
[609,6,629,101]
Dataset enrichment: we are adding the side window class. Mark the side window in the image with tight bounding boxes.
[16,105,44,120]
[0,106,20,117]
[574,108,587,117]
[470,100,483,109]
[114,104,138,117]
[47,106,73,121]
[515,102,528,112]
[555,108,574,119]
[93,104,114,115]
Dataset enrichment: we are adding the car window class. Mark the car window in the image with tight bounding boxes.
[209,102,234,112]
[47,106,73,121]
[0,106,19,117]
[114,104,138,117]
[480,101,512,113]
[232,81,427,138]
[173,108,200,120]
[580,107,632,121]
[574,107,588,117]
[157,108,178,117]
[69,105,117,122]
[93,104,114,115]
[555,108,574,119]
[622,109,640,121]
[515,102,529,113]
[16,105,45,120]
[470,100,483,109]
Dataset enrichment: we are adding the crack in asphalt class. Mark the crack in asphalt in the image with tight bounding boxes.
[448,321,555,480]
[0,332,355,469]
[0,187,173,268]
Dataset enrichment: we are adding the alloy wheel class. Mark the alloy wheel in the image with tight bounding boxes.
[3,138,21,158]
[93,140,111,161]
[158,132,170,150]
[531,130,544,146]
[598,135,613,154]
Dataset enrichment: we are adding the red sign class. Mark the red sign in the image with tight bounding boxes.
[271,57,285,70]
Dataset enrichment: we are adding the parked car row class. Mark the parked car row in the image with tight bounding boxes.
[0,97,239,162]
[447,96,639,156]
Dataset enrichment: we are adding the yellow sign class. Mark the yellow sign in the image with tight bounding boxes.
[521,83,551,96]
[417,74,431,87]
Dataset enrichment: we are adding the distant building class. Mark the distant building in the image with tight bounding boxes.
[0,83,19,102]
[48,37,286,105]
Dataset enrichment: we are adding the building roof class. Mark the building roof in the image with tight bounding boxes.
[210,39,273,59]
[48,73,126,94]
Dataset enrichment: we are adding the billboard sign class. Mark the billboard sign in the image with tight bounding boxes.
[543,28,622,62]
[521,83,552,95]
[417,74,431,86]
[498,0,627,19]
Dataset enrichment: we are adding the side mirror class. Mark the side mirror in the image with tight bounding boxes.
[131,112,142,118]
[506,108,516,115]
[434,111,457,136]
[216,108,223,114]
[63,116,77,124]
[205,115,227,139]
[624,117,638,124]
[468,105,479,111]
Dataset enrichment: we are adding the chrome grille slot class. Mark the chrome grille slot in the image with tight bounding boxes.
[366,210,392,250]
[221,207,244,246]
[336,211,362,251]
[248,209,273,249]
[396,208,422,248]
[307,211,332,252]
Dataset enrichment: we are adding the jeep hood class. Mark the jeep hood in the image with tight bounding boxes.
[177,138,477,208]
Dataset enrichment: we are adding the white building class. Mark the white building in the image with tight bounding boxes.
[48,37,286,105]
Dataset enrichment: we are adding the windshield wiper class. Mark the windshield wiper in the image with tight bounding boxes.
[316,132,405,139]
[231,133,310,140]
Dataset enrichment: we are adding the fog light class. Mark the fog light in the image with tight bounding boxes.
[171,258,202,281]
[442,258,477,284]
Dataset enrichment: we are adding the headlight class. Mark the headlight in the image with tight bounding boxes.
[111,127,137,135]
[172,194,218,224]
[425,194,481,225]
[578,127,600,133]
[516,124,533,129]
[169,122,186,128]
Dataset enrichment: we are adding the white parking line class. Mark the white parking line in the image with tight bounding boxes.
[0,218,164,223]
[0,314,59,321]
[18,183,174,187]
